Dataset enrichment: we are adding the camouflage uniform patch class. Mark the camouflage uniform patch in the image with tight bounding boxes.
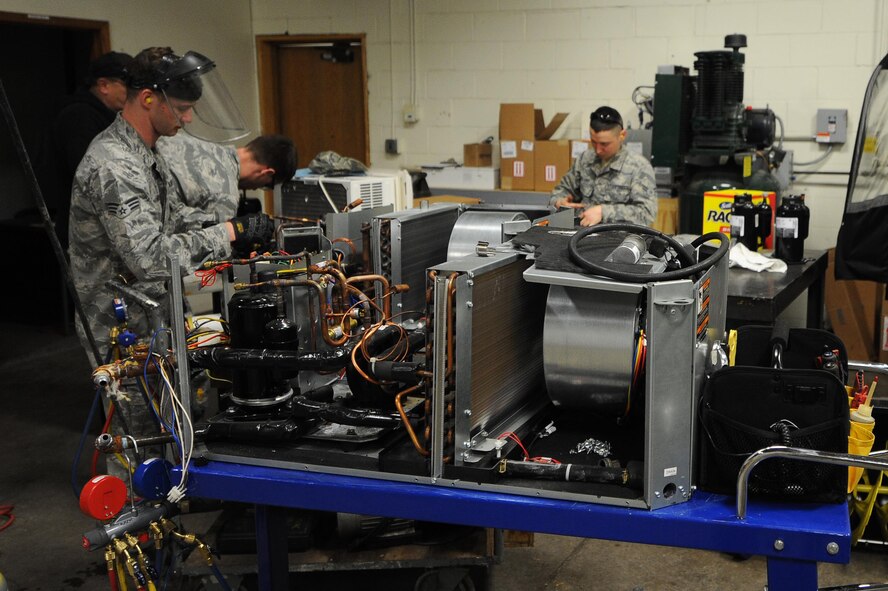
[107,196,141,218]
[69,115,232,360]
[549,148,657,226]
[156,133,240,222]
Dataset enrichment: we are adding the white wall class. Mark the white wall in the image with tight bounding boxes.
[0,0,259,136]
[6,1,883,249]
[251,0,888,250]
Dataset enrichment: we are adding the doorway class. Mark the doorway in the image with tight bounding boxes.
[0,10,109,219]
[256,34,370,170]
[0,11,109,327]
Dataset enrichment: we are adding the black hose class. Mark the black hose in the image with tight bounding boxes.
[188,345,352,371]
[500,459,643,488]
[292,397,402,428]
[568,224,730,283]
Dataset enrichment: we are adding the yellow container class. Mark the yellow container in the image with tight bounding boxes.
[848,419,876,493]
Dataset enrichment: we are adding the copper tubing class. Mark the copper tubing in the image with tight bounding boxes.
[309,264,349,311]
[294,279,348,347]
[294,278,348,347]
[344,284,378,328]
[395,384,429,457]
[332,237,357,255]
[342,197,363,212]
[276,216,321,224]
[441,272,459,464]
[92,356,174,387]
[346,274,394,320]
[445,272,459,377]
[426,270,437,306]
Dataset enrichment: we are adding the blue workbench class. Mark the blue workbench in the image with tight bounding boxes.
[181,461,850,590]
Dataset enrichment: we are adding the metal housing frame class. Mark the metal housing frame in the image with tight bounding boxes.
[429,250,728,509]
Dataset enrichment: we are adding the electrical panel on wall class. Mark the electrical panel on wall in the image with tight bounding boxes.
[815,109,847,144]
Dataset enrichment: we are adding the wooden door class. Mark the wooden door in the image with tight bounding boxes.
[257,35,369,170]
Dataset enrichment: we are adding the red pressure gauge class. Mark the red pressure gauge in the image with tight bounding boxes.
[79,475,127,520]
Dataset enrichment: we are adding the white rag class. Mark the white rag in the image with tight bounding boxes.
[728,242,788,273]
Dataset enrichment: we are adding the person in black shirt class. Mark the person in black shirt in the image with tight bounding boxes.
[48,51,133,248]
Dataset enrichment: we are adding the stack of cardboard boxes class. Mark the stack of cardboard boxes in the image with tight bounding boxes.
[498,103,587,193]
[427,103,594,194]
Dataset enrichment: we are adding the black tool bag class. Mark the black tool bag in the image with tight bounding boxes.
[698,325,850,503]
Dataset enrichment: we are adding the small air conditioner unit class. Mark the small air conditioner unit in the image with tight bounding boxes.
[276,175,401,220]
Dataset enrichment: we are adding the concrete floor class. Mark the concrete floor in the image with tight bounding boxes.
[2,320,888,590]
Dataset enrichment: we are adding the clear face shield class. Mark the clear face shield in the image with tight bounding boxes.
[161,51,249,143]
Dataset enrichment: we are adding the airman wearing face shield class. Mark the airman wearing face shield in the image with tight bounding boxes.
[126,49,249,144]
[68,48,275,481]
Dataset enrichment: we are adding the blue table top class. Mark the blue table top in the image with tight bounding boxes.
[180,460,850,565]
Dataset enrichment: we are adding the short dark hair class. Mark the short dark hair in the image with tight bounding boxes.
[246,135,297,185]
[126,47,173,99]
[590,106,623,132]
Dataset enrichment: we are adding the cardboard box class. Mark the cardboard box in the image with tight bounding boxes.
[424,166,499,191]
[500,140,534,190]
[498,104,570,144]
[534,140,571,192]
[499,103,569,192]
[464,143,492,167]
[414,195,482,207]
[499,103,536,141]
[825,248,884,362]
[653,197,679,235]
[702,189,777,250]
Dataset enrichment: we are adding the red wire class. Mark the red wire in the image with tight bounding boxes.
[498,432,529,459]
[188,334,230,348]
[0,505,14,532]
[195,263,232,288]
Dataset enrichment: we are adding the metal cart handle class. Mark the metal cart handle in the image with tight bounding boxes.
[736,445,888,519]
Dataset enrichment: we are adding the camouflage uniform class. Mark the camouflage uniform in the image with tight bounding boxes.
[69,114,231,359]
[549,147,657,226]
[156,133,240,222]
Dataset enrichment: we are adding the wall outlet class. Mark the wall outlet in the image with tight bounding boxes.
[385,138,400,155]
[402,104,419,124]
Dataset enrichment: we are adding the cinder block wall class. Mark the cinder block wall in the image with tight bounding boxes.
[253,0,886,250]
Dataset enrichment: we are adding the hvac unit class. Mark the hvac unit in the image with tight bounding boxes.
[371,204,461,321]
[276,175,399,220]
